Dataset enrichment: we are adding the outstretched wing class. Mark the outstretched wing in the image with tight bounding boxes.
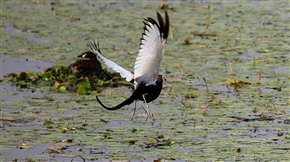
[133,11,169,88]
[89,41,134,82]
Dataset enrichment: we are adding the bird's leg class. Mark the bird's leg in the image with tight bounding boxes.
[142,95,154,120]
[130,100,137,120]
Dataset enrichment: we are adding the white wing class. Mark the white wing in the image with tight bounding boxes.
[134,12,169,88]
[89,41,134,82]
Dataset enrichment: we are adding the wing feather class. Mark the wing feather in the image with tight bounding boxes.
[133,11,169,87]
[89,41,134,82]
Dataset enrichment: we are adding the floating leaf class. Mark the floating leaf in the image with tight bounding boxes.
[18,143,32,149]
[47,146,67,153]
[258,49,269,53]
[43,120,55,128]
[99,118,108,123]
[82,119,88,126]
[53,81,60,88]
[226,78,251,89]
[131,128,138,133]
[156,140,175,148]
[124,139,136,145]
[103,134,112,139]
[212,95,221,103]
[58,86,67,93]
[17,72,28,81]
[62,138,73,143]
[73,126,86,130]
[76,79,90,95]
[58,127,69,133]
[184,93,198,99]
[182,37,191,45]
[13,23,19,28]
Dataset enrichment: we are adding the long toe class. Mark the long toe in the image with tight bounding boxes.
[145,109,155,120]
[145,112,154,121]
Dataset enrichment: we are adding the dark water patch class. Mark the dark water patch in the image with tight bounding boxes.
[4,124,41,131]
[64,108,79,116]
[1,143,52,159]
[260,87,279,93]
[272,67,289,74]
[1,55,53,78]
[26,35,55,44]
[1,84,45,101]
[103,120,134,128]
[194,84,228,92]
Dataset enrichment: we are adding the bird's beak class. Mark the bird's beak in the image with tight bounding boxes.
[77,54,84,58]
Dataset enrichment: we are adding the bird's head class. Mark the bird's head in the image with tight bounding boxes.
[157,75,163,83]
[78,51,97,61]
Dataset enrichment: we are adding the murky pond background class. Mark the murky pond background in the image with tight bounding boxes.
[1,1,289,161]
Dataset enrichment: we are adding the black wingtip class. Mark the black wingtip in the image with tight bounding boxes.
[157,12,165,37]
[139,11,169,49]
[148,11,170,41]
[164,11,170,40]
[88,41,101,54]
[157,11,169,41]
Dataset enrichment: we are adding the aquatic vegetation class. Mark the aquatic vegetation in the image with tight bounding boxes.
[5,65,129,95]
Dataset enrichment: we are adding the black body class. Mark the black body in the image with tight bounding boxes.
[96,76,163,110]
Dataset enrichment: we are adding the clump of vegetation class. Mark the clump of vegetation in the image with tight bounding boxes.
[5,65,132,95]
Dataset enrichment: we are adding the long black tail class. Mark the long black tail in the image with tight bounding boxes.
[96,94,135,110]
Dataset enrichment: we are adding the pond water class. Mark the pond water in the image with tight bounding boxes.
[1,1,289,161]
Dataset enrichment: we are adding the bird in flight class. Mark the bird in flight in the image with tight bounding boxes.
[89,11,169,120]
